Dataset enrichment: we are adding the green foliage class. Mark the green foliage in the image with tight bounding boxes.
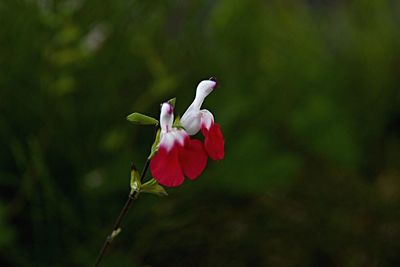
[110,228,122,241]
[167,97,176,108]
[140,178,168,197]
[130,163,141,194]
[129,162,167,197]
[148,129,161,160]
[1,0,400,266]
[126,113,159,126]
[172,115,185,130]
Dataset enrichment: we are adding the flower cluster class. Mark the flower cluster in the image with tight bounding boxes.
[150,78,225,187]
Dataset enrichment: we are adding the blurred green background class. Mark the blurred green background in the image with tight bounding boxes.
[1,0,400,266]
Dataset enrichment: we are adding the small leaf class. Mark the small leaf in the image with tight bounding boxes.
[141,178,168,197]
[148,129,161,159]
[110,228,122,241]
[173,116,185,130]
[127,112,158,125]
[130,162,141,193]
[168,97,176,108]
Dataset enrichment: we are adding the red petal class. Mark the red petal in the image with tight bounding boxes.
[202,123,225,160]
[150,146,184,187]
[179,139,208,180]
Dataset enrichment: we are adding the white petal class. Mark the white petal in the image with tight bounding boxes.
[172,129,187,146]
[181,79,217,135]
[159,129,187,152]
[181,109,202,136]
[196,80,217,101]
[159,131,175,152]
[200,109,214,130]
[159,103,174,132]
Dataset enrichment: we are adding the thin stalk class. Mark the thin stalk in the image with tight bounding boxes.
[94,125,158,267]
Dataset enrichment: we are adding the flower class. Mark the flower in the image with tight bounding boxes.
[150,103,208,187]
[181,78,225,160]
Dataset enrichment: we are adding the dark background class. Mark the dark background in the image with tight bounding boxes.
[1,0,400,266]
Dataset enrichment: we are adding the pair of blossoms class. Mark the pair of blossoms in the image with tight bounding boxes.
[150,78,224,187]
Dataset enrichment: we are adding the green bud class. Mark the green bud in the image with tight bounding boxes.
[110,228,122,241]
[130,162,141,194]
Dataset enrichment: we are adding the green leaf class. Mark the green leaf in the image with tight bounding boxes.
[126,112,158,125]
[168,97,176,108]
[141,178,168,197]
[148,129,161,159]
[110,228,122,241]
[173,116,185,130]
[130,162,141,194]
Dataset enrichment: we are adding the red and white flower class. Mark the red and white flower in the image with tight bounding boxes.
[150,103,208,187]
[181,78,225,160]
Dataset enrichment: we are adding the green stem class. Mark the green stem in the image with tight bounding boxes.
[94,159,150,267]
[94,125,158,267]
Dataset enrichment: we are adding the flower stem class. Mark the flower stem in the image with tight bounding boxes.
[94,125,158,267]
[94,159,150,267]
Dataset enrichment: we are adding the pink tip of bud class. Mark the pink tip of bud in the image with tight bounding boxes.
[167,103,173,115]
[161,102,173,115]
[209,77,218,89]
